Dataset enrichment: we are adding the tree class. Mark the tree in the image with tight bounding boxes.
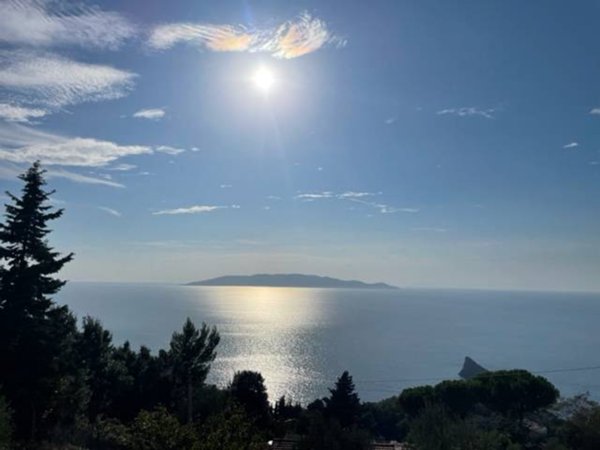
[0,393,12,450]
[169,318,220,423]
[434,379,479,418]
[474,370,559,421]
[325,371,361,428]
[78,316,131,422]
[398,385,436,418]
[196,407,266,450]
[0,162,78,439]
[230,371,270,424]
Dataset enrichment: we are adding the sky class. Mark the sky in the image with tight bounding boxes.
[0,0,599,292]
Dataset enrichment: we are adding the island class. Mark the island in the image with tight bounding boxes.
[186,273,398,289]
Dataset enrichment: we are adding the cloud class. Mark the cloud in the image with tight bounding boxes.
[0,103,47,123]
[220,184,232,188]
[590,108,600,115]
[153,205,228,215]
[0,0,136,49]
[384,117,397,125]
[46,168,125,188]
[338,191,376,199]
[563,142,579,149]
[108,163,137,171]
[437,107,496,119]
[98,206,122,217]
[133,108,165,120]
[0,123,151,167]
[155,145,185,155]
[295,191,335,200]
[148,12,344,59]
[0,50,136,108]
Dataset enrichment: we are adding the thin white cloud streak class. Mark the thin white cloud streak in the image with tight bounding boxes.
[294,191,416,214]
[46,169,125,188]
[155,145,185,155]
[153,205,228,215]
[437,107,496,119]
[0,103,47,122]
[590,108,600,115]
[563,142,579,149]
[133,108,165,120]
[98,206,122,217]
[108,163,137,171]
[0,0,136,49]
[0,50,136,108]
[148,12,345,59]
[384,117,397,125]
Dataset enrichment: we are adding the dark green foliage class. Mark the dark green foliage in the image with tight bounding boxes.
[325,371,361,428]
[297,411,371,450]
[407,404,516,450]
[273,396,302,421]
[78,317,132,422]
[361,396,407,441]
[398,385,436,417]
[474,370,559,420]
[128,407,197,450]
[195,407,266,450]
[0,162,81,440]
[170,318,220,423]
[558,397,600,450]
[434,379,479,418]
[229,371,270,424]
[0,393,12,450]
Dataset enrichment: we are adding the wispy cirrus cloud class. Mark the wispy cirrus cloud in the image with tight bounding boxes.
[108,163,137,171]
[437,107,496,119]
[153,205,230,215]
[0,50,136,109]
[45,168,125,187]
[0,0,136,49]
[148,12,345,59]
[590,108,600,115]
[563,142,579,149]
[133,108,165,120]
[294,190,418,214]
[155,145,185,155]
[98,206,122,217]
[0,123,190,169]
[0,103,47,123]
[0,123,151,167]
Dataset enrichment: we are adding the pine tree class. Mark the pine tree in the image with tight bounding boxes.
[325,371,361,428]
[0,162,79,440]
[169,318,220,423]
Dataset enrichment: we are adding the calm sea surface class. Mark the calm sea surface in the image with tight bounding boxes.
[56,283,600,404]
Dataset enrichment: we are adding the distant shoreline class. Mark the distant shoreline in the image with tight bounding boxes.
[185,273,398,290]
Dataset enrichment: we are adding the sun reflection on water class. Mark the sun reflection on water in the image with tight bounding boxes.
[196,286,334,403]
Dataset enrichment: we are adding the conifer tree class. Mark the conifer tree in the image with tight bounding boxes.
[169,318,220,423]
[0,162,79,440]
[325,371,361,428]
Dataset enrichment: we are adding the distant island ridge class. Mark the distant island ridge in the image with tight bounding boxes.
[186,274,398,289]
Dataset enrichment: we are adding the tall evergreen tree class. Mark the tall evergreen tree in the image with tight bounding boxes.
[325,371,361,428]
[169,318,220,423]
[0,162,79,440]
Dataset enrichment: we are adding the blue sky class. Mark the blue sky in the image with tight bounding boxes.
[0,0,599,291]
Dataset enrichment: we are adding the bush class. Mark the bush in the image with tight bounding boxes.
[0,394,12,450]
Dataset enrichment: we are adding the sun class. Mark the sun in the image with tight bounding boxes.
[252,66,275,93]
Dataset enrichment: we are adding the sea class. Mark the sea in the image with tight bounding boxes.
[55,283,600,405]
